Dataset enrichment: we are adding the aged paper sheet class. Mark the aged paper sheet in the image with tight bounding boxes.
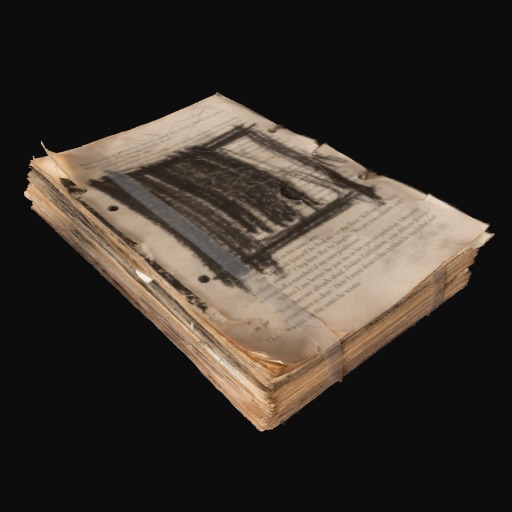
[33,94,491,363]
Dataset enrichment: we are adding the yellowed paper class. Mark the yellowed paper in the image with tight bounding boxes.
[32,94,491,363]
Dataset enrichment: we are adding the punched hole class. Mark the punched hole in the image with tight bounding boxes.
[198,275,210,283]
[107,205,119,211]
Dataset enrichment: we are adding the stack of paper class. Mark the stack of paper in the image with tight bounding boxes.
[25,94,492,430]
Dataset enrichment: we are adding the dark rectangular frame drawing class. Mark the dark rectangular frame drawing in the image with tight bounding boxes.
[90,125,381,288]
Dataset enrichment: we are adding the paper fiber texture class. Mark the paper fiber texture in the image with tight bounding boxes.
[33,94,491,363]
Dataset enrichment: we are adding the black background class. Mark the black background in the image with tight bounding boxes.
[9,19,507,494]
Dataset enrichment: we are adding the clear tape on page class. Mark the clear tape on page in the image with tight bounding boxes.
[104,170,343,381]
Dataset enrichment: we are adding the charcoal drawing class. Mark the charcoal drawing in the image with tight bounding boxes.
[90,125,381,288]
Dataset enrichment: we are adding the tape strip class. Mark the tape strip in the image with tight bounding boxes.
[106,170,343,380]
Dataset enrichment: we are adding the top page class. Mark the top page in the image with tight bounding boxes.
[32,94,491,363]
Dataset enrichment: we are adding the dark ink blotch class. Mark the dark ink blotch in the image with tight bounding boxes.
[60,178,87,197]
